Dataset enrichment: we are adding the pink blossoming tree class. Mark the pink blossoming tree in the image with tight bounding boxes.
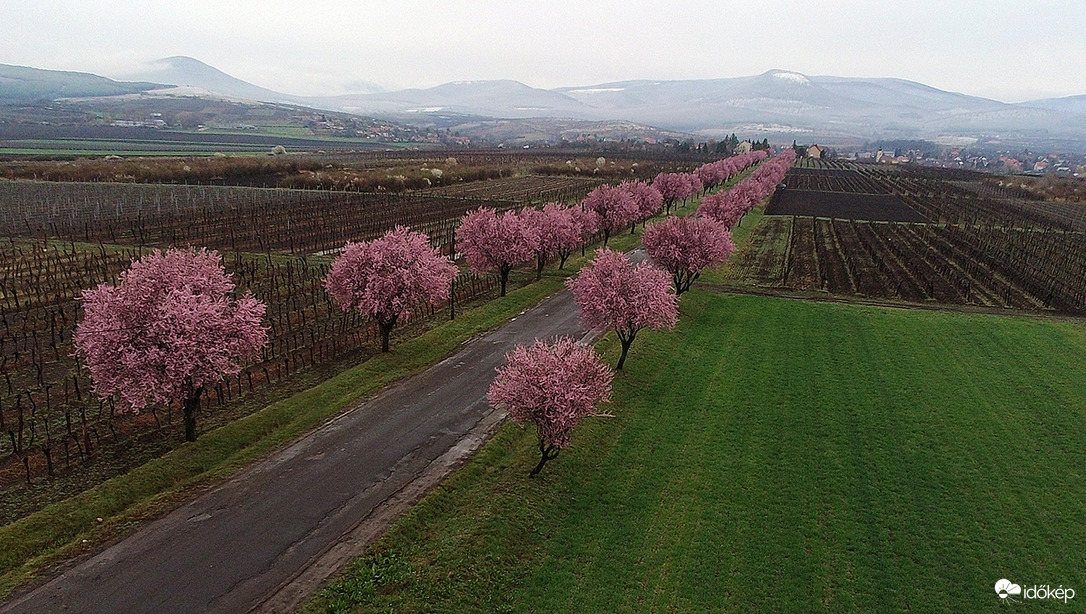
[699,149,796,228]
[620,180,664,226]
[566,249,679,370]
[653,172,688,215]
[567,205,600,261]
[681,173,704,205]
[457,207,537,296]
[73,248,267,442]
[488,337,613,477]
[582,184,639,247]
[697,189,747,229]
[643,216,736,295]
[520,203,579,279]
[325,226,458,353]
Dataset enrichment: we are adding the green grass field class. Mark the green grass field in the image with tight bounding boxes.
[304,291,1086,613]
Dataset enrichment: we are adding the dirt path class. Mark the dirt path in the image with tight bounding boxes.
[1,289,587,614]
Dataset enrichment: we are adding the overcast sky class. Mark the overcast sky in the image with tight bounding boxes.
[1,0,1082,102]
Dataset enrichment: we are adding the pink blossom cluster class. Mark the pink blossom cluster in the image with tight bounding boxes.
[73,247,267,416]
[651,172,703,213]
[488,337,613,451]
[457,207,538,296]
[698,149,796,228]
[459,203,604,292]
[581,181,664,243]
[620,180,664,220]
[566,248,678,369]
[518,202,600,273]
[324,226,457,350]
[581,184,640,243]
[643,215,736,295]
[747,148,796,186]
[693,150,770,190]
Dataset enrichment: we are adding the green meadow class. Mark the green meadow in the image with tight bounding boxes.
[305,291,1086,613]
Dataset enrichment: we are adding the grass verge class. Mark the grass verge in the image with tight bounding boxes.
[303,291,1086,613]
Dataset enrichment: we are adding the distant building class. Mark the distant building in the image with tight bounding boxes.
[1000,156,1023,172]
[735,140,753,154]
[806,144,823,159]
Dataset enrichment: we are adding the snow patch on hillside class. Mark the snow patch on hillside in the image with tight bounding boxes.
[773,71,811,85]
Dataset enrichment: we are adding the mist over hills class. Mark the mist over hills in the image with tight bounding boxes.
[123,56,307,104]
[121,56,384,103]
[3,57,1085,149]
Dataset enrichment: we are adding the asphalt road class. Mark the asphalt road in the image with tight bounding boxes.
[1,289,586,614]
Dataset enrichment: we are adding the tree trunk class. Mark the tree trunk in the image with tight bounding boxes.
[449,277,456,320]
[536,255,545,280]
[379,316,397,352]
[499,265,512,297]
[615,330,637,370]
[675,270,699,296]
[529,439,560,477]
[182,388,202,442]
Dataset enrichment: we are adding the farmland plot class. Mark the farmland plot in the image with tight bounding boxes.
[735,163,1086,313]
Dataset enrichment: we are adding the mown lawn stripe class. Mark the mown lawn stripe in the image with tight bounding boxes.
[303,291,1086,613]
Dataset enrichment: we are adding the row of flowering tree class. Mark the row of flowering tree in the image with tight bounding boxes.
[489,247,680,477]
[697,149,796,230]
[637,149,794,299]
[457,176,667,292]
[456,203,599,295]
[73,226,462,441]
[651,150,769,214]
[66,185,620,443]
[71,149,787,445]
[460,149,773,294]
[485,150,788,475]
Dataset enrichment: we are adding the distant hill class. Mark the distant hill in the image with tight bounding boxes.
[309,79,588,119]
[1022,95,1086,117]
[308,69,1086,146]
[0,63,166,102]
[119,56,308,105]
[3,59,1085,148]
[119,56,384,104]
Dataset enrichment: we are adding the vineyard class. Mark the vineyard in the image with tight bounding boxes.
[0,154,677,519]
[733,161,1086,313]
[419,174,606,202]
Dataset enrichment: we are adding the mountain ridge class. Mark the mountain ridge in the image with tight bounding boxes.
[3,58,1085,148]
